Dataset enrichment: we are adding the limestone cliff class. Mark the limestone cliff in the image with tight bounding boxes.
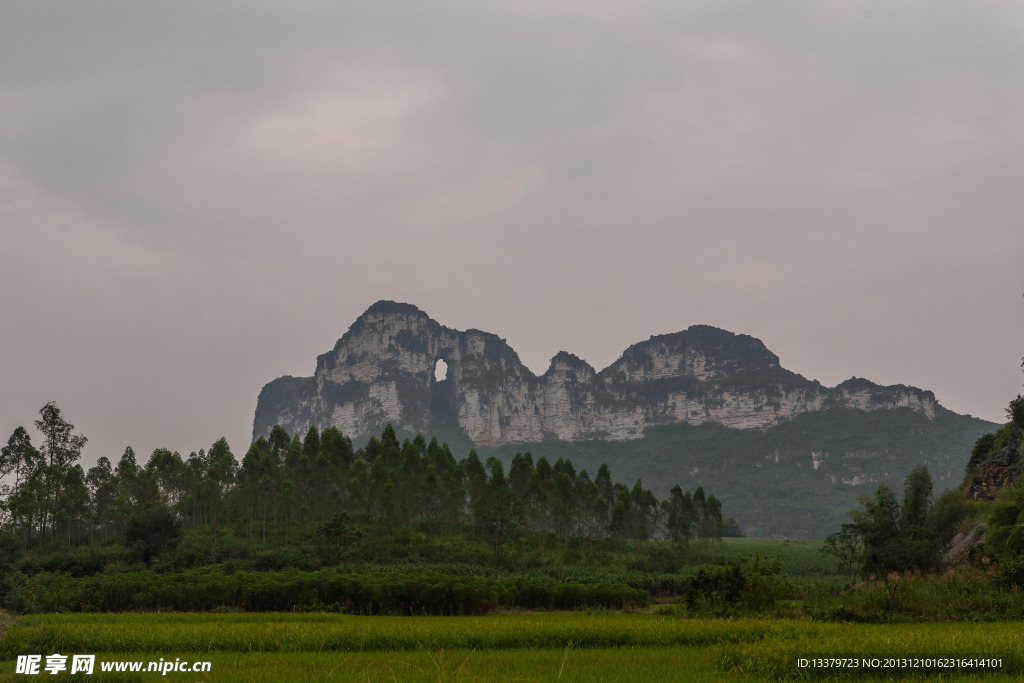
[253,300,940,445]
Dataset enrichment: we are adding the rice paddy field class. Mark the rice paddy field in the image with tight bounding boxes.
[3,611,1024,681]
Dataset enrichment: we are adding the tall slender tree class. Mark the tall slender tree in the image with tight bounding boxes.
[34,402,87,538]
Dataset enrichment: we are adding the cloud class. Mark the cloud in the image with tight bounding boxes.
[1,1,1022,461]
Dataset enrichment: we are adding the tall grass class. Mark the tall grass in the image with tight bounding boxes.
[716,622,1024,680]
[0,613,791,656]
[4,614,1024,681]
[806,569,1024,623]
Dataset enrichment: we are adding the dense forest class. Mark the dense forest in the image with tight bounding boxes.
[0,403,735,577]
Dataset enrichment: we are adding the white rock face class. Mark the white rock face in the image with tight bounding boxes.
[253,301,941,445]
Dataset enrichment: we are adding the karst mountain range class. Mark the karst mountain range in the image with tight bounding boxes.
[253,301,994,536]
[255,300,944,446]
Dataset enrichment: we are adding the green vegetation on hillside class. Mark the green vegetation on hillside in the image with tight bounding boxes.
[810,387,1024,623]
[488,408,995,538]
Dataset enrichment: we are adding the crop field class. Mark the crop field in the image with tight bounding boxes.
[3,612,1024,681]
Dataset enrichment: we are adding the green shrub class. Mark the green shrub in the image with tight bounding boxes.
[996,556,1024,591]
[1004,525,1024,561]
[810,570,1024,622]
[0,569,648,615]
[1008,395,1024,429]
[125,506,181,562]
[992,422,1016,453]
[684,556,791,615]
[969,432,997,471]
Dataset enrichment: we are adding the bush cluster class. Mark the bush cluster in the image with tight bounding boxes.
[809,570,1024,622]
[683,556,791,615]
[0,570,648,615]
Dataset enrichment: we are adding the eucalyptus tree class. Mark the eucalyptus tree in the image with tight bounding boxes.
[86,456,116,542]
[145,448,186,508]
[112,447,141,537]
[34,402,87,539]
[474,459,514,563]
[1,427,40,500]
[1,427,41,535]
[204,437,236,528]
[664,484,697,547]
[630,480,660,541]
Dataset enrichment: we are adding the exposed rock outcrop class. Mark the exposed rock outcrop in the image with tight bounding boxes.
[253,301,941,445]
[942,523,986,566]
[968,430,1022,500]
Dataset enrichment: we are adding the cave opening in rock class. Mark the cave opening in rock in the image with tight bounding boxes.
[430,357,457,429]
[434,358,449,383]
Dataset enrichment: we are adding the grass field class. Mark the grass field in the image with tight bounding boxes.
[0,539,1007,681]
[3,612,1024,681]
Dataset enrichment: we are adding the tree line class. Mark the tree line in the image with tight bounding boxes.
[1,402,727,564]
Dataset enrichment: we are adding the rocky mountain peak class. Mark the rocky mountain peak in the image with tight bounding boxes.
[254,302,942,446]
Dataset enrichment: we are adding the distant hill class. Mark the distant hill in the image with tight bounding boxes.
[486,408,993,538]
[253,300,997,537]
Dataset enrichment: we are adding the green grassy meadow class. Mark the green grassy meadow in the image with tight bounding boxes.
[1,538,1018,681]
[3,612,1024,681]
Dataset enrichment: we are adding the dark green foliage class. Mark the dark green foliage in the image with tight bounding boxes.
[820,526,864,583]
[12,545,130,578]
[474,460,513,563]
[1,415,730,601]
[684,556,791,615]
[925,489,971,550]
[0,427,40,509]
[996,555,1024,589]
[852,483,901,575]
[832,391,1024,584]
[846,467,944,575]
[1002,525,1024,562]
[685,565,744,613]
[0,570,647,615]
[983,483,1024,556]
[969,432,998,472]
[317,513,365,563]
[721,518,744,538]
[812,391,1024,622]
[663,485,695,545]
[809,569,1024,622]
[991,421,1016,453]
[1008,395,1024,429]
[125,505,182,562]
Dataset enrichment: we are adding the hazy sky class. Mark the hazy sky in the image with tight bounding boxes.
[2,1,1022,465]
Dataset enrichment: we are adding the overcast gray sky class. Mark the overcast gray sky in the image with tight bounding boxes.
[2,0,1022,464]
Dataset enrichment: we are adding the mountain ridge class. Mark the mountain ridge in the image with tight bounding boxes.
[254,300,944,446]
